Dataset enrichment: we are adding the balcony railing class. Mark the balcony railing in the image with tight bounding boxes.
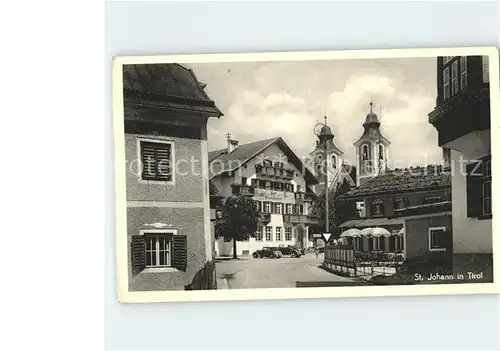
[231,184,255,196]
[255,164,294,179]
[283,214,319,225]
[294,191,314,202]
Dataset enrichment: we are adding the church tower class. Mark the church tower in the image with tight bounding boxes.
[310,116,354,195]
[353,102,391,187]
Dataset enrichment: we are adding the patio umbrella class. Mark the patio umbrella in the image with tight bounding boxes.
[361,227,391,237]
[340,228,362,238]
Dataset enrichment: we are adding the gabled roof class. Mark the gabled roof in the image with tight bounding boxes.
[337,166,451,199]
[209,137,319,185]
[123,63,223,117]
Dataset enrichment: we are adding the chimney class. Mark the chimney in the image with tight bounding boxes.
[226,132,239,153]
[442,147,451,169]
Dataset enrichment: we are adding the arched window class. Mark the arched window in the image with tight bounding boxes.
[362,144,369,160]
[331,154,337,169]
[379,144,384,160]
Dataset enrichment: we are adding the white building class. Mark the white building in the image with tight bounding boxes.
[209,135,319,257]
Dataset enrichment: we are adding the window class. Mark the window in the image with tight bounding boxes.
[372,199,384,217]
[361,144,369,160]
[285,227,292,241]
[263,159,272,167]
[265,226,273,241]
[223,236,232,242]
[276,227,282,241]
[139,140,173,182]
[394,196,408,210]
[482,56,489,83]
[451,61,458,96]
[378,145,384,160]
[241,177,247,185]
[428,227,447,251]
[356,201,366,218]
[254,201,262,212]
[265,181,272,189]
[331,155,337,168]
[255,227,262,242]
[287,204,293,215]
[443,67,450,100]
[251,179,258,187]
[466,155,492,219]
[264,202,271,213]
[460,56,468,90]
[483,157,492,217]
[443,56,453,64]
[379,236,386,251]
[145,234,172,267]
[276,203,282,215]
[295,204,303,215]
[297,185,302,192]
[131,231,187,275]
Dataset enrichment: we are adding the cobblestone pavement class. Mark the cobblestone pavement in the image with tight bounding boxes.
[216,253,355,289]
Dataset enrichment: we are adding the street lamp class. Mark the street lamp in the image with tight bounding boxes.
[314,118,330,235]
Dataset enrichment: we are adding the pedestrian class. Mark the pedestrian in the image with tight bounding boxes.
[315,247,319,259]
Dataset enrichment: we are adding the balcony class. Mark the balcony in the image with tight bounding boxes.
[231,184,255,196]
[283,214,319,225]
[258,213,271,224]
[428,89,490,147]
[255,164,294,179]
[294,191,315,203]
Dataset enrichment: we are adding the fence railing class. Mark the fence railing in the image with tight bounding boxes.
[323,245,405,279]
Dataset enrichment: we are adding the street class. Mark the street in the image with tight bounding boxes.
[216,253,356,289]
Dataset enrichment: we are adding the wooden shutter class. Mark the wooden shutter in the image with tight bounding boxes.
[140,141,172,181]
[172,235,187,271]
[466,162,483,217]
[141,143,156,180]
[131,235,146,276]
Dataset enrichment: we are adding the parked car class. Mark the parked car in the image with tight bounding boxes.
[252,247,282,259]
[274,245,303,258]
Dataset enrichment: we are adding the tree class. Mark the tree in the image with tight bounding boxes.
[310,178,355,240]
[214,195,260,259]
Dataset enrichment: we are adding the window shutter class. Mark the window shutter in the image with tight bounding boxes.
[172,235,187,271]
[131,235,146,276]
[466,162,483,217]
[141,143,156,180]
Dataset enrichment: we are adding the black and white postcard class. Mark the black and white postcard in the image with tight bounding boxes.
[113,47,499,303]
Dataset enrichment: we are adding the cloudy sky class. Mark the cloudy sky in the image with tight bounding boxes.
[185,57,443,167]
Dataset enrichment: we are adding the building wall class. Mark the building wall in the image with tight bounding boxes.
[127,206,206,291]
[404,214,452,260]
[125,134,203,202]
[126,130,213,291]
[450,149,492,255]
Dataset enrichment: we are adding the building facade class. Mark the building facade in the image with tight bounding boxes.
[123,63,223,291]
[335,166,452,264]
[353,102,391,187]
[209,136,319,257]
[428,55,493,280]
